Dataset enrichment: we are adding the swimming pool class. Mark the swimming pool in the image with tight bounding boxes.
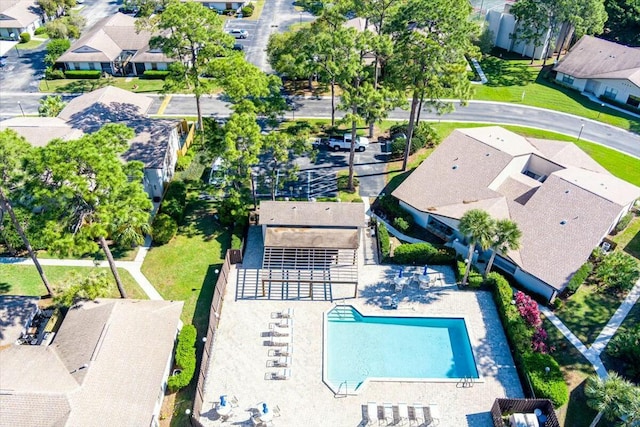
[324,306,479,393]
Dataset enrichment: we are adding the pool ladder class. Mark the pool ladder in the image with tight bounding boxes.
[335,380,351,398]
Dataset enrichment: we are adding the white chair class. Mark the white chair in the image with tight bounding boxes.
[273,356,291,367]
[270,324,291,337]
[411,403,425,426]
[280,308,294,318]
[428,403,440,426]
[383,403,394,425]
[366,402,378,426]
[397,403,409,426]
[270,335,292,346]
[270,368,291,380]
[277,318,293,328]
[268,344,292,357]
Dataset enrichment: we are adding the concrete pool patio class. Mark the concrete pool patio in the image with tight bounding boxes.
[198,263,523,427]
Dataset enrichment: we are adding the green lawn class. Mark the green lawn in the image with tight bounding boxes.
[40,77,166,94]
[554,284,622,346]
[15,38,46,50]
[543,318,598,427]
[600,301,640,380]
[0,265,147,300]
[141,198,230,328]
[610,215,640,259]
[475,55,640,134]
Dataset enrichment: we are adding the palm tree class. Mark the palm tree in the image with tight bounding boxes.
[484,219,522,277]
[585,372,638,425]
[458,209,495,286]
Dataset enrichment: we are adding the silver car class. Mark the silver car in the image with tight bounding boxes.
[228,29,248,39]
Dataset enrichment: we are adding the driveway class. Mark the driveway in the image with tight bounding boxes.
[225,0,314,72]
[0,41,47,93]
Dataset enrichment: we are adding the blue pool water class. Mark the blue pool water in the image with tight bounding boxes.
[326,306,479,388]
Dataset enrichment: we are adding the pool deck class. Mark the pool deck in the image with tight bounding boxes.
[198,262,523,427]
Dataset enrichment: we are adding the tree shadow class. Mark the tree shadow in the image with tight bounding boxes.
[0,282,11,294]
[622,228,640,259]
[481,55,538,87]
[563,378,598,427]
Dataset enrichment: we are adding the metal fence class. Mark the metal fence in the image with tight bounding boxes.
[192,248,242,424]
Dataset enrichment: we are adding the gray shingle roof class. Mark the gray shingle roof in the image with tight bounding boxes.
[58,86,153,122]
[0,299,183,427]
[0,0,40,28]
[554,35,640,87]
[0,117,83,147]
[259,201,364,228]
[393,126,640,291]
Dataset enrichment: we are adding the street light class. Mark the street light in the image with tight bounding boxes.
[577,123,584,142]
[18,101,25,117]
[597,103,605,119]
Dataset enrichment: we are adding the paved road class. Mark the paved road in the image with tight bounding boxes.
[0,42,47,93]
[224,0,314,71]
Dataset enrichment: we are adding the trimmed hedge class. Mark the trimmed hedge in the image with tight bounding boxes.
[167,325,197,392]
[19,32,30,43]
[64,70,101,79]
[391,242,456,265]
[231,220,246,250]
[393,217,409,233]
[377,221,390,260]
[152,213,177,245]
[487,272,569,406]
[614,213,634,234]
[457,258,484,288]
[34,27,47,35]
[161,181,187,223]
[566,262,593,295]
[142,70,169,80]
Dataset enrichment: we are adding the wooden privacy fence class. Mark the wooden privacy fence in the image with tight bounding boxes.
[192,248,242,423]
[491,398,560,427]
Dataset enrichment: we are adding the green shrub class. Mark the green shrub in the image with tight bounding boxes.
[45,38,70,66]
[392,242,456,265]
[614,212,634,234]
[19,32,30,43]
[457,259,484,288]
[151,213,177,245]
[45,67,66,80]
[241,5,253,16]
[176,152,194,171]
[64,70,101,79]
[161,181,187,222]
[566,262,593,295]
[486,272,569,405]
[524,352,569,406]
[167,325,197,392]
[337,174,359,191]
[231,221,245,250]
[142,70,169,80]
[606,330,640,381]
[377,221,390,260]
[388,121,440,158]
[375,195,414,227]
[393,217,410,233]
[34,27,47,35]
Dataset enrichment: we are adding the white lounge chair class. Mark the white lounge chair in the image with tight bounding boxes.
[397,403,409,426]
[270,335,292,346]
[365,402,378,426]
[383,403,394,425]
[428,403,440,426]
[269,368,291,380]
[280,308,294,318]
[273,356,292,367]
[270,324,291,337]
[411,403,425,426]
[276,318,292,328]
[268,344,292,357]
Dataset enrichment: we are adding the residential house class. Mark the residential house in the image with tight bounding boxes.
[2,86,188,200]
[56,13,172,76]
[392,126,640,301]
[0,298,183,427]
[0,0,43,39]
[190,0,247,13]
[553,35,640,110]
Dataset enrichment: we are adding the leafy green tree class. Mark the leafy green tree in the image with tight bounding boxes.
[53,270,111,307]
[261,130,313,200]
[142,0,234,131]
[28,124,152,299]
[267,30,315,88]
[602,0,640,46]
[510,0,551,63]
[458,209,495,286]
[484,219,522,277]
[585,372,640,425]
[595,251,640,293]
[45,39,70,66]
[387,0,475,170]
[38,95,66,117]
[607,330,640,381]
[0,130,54,296]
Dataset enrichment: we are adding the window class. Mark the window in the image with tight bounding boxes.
[88,63,95,70]
[72,62,80,70]
[603,87,618,100]
[562,74,574,85]
[626,94,640,108]
[150,62,158,70]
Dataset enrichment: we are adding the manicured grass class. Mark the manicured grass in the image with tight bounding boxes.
[16,39,46,50]
[244,0,265,21]
[610,215,640,259]
[40,77,166,94]
[0,265,147,299]
[554,284,621,346]
[35,246,139,262]
[543,318,598,427]
[475,55,640,134]
[141,198,230,328]
[600,301,640,379]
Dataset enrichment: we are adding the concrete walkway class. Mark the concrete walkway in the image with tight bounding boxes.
[540,276,640,379]
[0,237,163,300]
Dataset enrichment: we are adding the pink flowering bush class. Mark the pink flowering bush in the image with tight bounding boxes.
[514,291,542,327]
[532,327,555,354]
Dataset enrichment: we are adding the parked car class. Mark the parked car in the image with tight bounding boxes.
[228,29,248,39]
